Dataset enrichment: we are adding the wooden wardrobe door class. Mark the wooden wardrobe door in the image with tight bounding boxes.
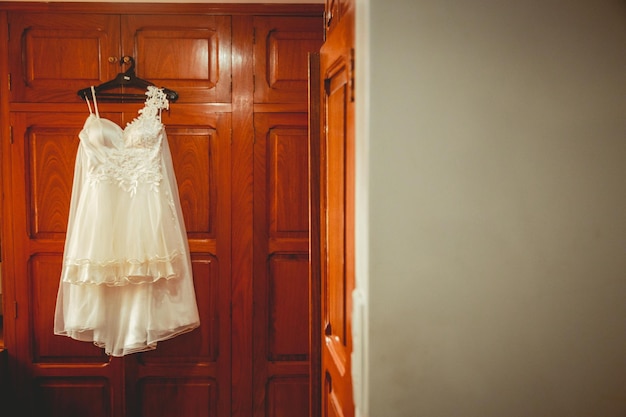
[123,110,232,417]
[1,5,324,417]
[8,111,126,417]
[7,13,121,103]
[253,113,312,417]
[319,3,355,417]
[121,15,232,104]
[251,13,323,417]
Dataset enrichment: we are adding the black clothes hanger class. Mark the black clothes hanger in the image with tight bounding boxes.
[77,56,178,102]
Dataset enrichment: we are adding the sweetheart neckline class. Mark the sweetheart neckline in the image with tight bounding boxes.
[83,85,168,133]
[86,114,128,131]
[85,113,163,133]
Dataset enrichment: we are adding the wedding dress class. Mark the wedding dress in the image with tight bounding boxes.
[54,86,200,356]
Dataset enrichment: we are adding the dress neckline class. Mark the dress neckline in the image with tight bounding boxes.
[85,85,169,132]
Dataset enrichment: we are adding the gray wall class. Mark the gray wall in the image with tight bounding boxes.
[363,1,626,416]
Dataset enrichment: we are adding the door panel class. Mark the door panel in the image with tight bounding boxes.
[24,123,82,240]
[8,13,121,103]
[253,113,312,417]
[267,254,309,360]
[34,376,114,417]
[254,17,323,104]
[166,127,218,240]
[122,15,232,103]
[325,59,349,367]
[137,378,218,417]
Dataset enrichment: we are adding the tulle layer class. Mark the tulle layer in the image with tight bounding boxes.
[54,276,200,356]
[61,250,188,286]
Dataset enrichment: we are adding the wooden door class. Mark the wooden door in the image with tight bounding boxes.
[252,113,311,417]
[319,2,355,416]
[251,14,324,417]
[4,10,233,417]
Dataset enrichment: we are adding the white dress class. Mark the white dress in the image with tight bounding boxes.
[54,86,200,356]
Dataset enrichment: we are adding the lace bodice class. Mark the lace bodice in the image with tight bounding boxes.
[82,86,170,196]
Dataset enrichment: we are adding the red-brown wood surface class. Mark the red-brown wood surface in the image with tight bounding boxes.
[254,16,324,104]
[122,15,232,104]
[8,12,121,103]
[319,2,355,416]
[253,112,311,417]
[230,13,255,417]
[324,0,353,36]
[0,3,324,417]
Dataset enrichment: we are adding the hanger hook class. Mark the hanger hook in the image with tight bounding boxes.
[121,56,136,73]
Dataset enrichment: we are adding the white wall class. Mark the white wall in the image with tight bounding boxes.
[362,1,626,416]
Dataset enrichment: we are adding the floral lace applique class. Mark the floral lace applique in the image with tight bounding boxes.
[124,86,169,148]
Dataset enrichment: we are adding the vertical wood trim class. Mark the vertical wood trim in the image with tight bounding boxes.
[251,112,267,417]
[217,116,235,417]
[0,8,9,308]
[308,51,322,417]
[231,14,255,417]
[0,5,14,378]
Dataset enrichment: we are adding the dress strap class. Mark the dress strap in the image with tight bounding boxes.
[90,86,100,118]
[85,91,94,115]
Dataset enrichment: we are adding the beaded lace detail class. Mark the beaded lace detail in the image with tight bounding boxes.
[87,87,169,196]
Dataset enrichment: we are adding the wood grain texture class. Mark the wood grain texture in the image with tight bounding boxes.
[320,2,355,416]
